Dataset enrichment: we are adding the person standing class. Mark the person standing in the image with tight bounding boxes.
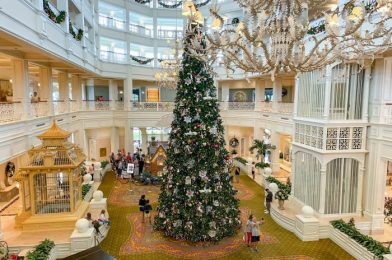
[235,167,240,183]
[143,199,153,224]
[245,214,254,247]
[139,195,146,222]
[251,162,256,180]
[265,188,273,214]
[139,154,145,175]
[251,216,263,252]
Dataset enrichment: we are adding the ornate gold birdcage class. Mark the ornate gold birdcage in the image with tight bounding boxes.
[13,121,86,230]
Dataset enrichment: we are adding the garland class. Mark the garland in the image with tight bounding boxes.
[130,55,154,65]
[331,219,390,258]
[157,0,211,8]
[134,0,152,4]
[43,0,66,24]
[265,176,291,195]
[234,157,247,165]
[26,239,55,260]
[69,20,84,41]
[307,23,325,35]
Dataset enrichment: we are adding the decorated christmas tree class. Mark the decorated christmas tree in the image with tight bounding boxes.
[154,23,241,242]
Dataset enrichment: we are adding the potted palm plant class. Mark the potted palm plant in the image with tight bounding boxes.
[249,139,276,175]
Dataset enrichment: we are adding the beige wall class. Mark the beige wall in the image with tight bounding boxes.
[85,128,112,161]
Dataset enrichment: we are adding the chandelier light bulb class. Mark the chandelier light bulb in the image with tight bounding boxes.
[211,18,223,30]
[182,0,195,17]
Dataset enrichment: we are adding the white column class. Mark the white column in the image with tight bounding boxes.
[255,80,265,111]
[270,130,280,172]
[140,127,148,154]
[86,79,95,101]
[319,167,327,214]
[39,66,54,115]
[362,68,371,122]
[59,72,70,113]
[323,65,333,120]
[124,77,133,110]
[221,83,229,111]
[272,78,282,112]
[12,59,31,120]
[111,127,119,154]
[57,0,69,33]
[357,166,365,213]
[109,80,118,110]
[124,125,134,153]
[71,75,82,112]
[293,75,300,117]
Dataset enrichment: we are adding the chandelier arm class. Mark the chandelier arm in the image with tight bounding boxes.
[297,35,337,66]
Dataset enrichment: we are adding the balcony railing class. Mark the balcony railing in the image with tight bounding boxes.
[157,29,183,39]
[99,50,128,64]
[129,24,153,37]
[0,100,294,124]
[32,101,49,117]
[98,14,126,30]
[0,102,23,123]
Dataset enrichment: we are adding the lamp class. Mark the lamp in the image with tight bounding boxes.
[182,0,195,17]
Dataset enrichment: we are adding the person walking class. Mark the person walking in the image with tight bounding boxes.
[139,154,145,175]
[235,167,240,183]
[251,162,256,180]
[143,199,153,224]
[265,188,273,214]
[245,214,254,247]
[139,195,146,222]
[251,216,263,252]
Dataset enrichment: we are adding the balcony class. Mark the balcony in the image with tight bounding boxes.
[129,24,153,37]
[157,29,183,39]
[99,50,128,64]
[98,14,126,31]
[0,102,23,123]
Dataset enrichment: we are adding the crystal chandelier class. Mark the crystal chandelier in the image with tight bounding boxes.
[185,0,392,79]
[155,40,182,89]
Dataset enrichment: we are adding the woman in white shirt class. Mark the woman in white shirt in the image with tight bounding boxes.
[98,209,110,226]
[251,216,263,252]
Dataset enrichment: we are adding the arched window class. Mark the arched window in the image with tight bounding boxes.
[325,158,359,214]
[293,152,321,211]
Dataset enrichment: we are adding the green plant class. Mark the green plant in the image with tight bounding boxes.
[26,239,55,260]
[234,157,247,165]
[82,183,92,199]
[231,149,238,155]
[255,162,270,169]
[101,160,109,169]
[266,176,291,195]
[331,219,390,258]
[274,189,289,200]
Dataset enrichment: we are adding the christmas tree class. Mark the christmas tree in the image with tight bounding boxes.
[154,23,241,242]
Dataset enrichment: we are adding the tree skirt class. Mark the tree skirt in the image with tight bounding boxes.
[120,207,278,258]
[108,183,160,206]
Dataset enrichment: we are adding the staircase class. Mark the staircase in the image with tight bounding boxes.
[59,246,115,260]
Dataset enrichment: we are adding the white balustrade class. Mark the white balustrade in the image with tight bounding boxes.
[0,102,23,123]
[132,102,174,112]
[227,102,255,111]
[129,24,153,37]
[115,101,124,111]
[81,101,110,111]
[53,101,66,115]
[98,14,126,31]
[70,100,80,112]
[32,101,49,117]
[260,102,273,112]
[99,50,127,64]
[157,29,183,39]
[278,102,294,114]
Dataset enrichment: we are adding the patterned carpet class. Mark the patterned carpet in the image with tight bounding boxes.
[99,172,355,260]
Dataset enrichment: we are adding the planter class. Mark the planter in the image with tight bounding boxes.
[278,199,285,210]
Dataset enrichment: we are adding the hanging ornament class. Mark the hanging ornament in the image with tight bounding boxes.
[210,126,217,135]
[184,116,192,123]
[186,190,194,197]
[185,176,192,185]
[199,170,207,178]
[208,230,217,238]
[209,221,217,229]
[213,200,220,207]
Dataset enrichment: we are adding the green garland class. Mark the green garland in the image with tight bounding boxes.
[265,176,291,195]
[43,0,66,24]
[82,183,92,199]
[331,219,390,258]
[101,160,109,169]
[130,55,154,65]
[69,20,84,41]
[234,156,247,165]
[26,239,55,260]
[307,23,325,35]
[135,0,152,4]
[157,0,211,8]
[255,162,270,169]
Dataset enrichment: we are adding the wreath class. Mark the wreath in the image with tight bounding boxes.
[229,137,239,148]
[5,161,15,178]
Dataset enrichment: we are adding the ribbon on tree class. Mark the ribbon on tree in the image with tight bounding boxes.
[130,55,154,65]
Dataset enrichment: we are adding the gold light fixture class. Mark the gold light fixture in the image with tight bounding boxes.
[188,0,392,80]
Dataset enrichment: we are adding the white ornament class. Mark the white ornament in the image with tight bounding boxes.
[83,174,92,184]
[213,200,220,207]
[185,176,192,185]
[75,218,90,233]
[93,190,103,201]
[264,167,272,176]
[208,230,217,238]
[269,183,279,193]
[301,206,314,218]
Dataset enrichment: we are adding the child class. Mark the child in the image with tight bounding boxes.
[143,199,153,224]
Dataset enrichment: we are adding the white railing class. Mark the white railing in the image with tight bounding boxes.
[98,14,126,31]
[132,102,175,112]
[53,100,66,115]
[82,101,110,111]
[70,100,80,112]
[278,102,294,114]
[84,37,95,54]
[226,102,255,111]
[115,101,124,111]
[156,0,181,8]
[99,50,128,64]
[260,101,273,112]
[0,102,23,123]
[132,0,154,7]
[129,24,153,37]
[32,101,49,117]
[157,29,183,39]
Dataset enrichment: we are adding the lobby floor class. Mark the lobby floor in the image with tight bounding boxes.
[99,172,354,260]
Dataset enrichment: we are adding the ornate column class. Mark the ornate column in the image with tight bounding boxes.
[270,130,281,172]
[124,77,133,111]
[12,59,31,120]
[124,125,134,153]
[71,75,82,112]
[140,127,148,154]
[357,166,365,214]
[272,78,282,112]
[254,79,265,111]
[323,65,333,120]
[221,82,229,111]
[109,80,118,110]
[59,72,70,113]
[318,167,327,214]
[40,66,54,115]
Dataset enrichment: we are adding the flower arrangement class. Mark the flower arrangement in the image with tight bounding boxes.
[274,189,289,201]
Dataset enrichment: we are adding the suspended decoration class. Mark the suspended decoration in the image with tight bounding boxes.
[155,39,182,89]
[187,0,392,80]
[69,20,84,41]
[157,0,211,9]
[130,55,154,65]
[43,0,66,24]
[134,0,152,4]
[229,137,239,148]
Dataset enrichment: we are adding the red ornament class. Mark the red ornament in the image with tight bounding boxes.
[214,144,218,150]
